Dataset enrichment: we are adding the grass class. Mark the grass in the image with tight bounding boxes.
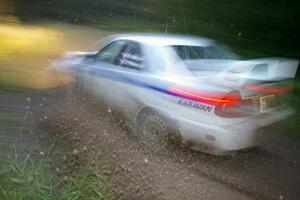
[0,83,28,97]
[0,125,32,137]
[289,79,300,138]
[0,136,112,200]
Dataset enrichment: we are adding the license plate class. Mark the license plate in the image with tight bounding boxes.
[260,95,277,112]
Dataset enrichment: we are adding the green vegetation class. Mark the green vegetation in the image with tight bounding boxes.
[290,80,300,138]
[15,0,300,61]
[0,84,27,96]
[0,137,112,200]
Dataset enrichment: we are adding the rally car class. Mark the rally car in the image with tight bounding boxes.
[53,33,298,155]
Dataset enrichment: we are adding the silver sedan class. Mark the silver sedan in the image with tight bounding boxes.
[53,33,298,155]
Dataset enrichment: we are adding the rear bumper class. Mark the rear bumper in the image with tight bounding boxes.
[173,108,295,155]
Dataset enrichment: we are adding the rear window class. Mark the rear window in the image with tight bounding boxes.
[167,45,239,76]
[171,45,237,60]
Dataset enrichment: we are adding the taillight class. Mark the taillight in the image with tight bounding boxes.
[214,91,254,118]
[168,86,240,106]
[244,84,291,94]
[167,86,252,118]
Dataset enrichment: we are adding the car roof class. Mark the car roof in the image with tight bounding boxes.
[110,33,215,47]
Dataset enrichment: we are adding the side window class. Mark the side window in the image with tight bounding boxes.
[115,41,145,70]
[190,47,205,59]
[94,40,126,64]
[173,45,205,60]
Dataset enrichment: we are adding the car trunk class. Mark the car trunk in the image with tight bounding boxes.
[216,58,298,116]
[184,58,298,117]
[242,79,294,115]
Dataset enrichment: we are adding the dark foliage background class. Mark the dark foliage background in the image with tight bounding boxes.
[14,0,300,75]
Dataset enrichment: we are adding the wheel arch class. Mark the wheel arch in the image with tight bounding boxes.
[135,105,181,138]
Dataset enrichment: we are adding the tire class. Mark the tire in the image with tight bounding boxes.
[137,111,172,153]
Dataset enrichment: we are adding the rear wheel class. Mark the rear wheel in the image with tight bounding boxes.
[137,110,182,153]
[137,111,170,153]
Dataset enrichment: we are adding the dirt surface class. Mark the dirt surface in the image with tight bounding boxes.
[0,89,54,156]
[43,85,300,200]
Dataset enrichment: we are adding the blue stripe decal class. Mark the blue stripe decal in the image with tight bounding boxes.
[86,65,174,96]
[77,64,220,107]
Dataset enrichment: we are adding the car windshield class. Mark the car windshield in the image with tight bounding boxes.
[171,44,238,60]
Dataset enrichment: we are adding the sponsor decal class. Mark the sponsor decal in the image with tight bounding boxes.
[178,99,213,112]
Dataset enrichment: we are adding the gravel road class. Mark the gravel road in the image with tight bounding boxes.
[42,86,300,200]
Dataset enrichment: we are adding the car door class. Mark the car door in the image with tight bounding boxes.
[89,40,150,118]
[84,40,127,105]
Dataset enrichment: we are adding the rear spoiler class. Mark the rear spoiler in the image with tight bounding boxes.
[212,58,299,88]
[255,58,298,78]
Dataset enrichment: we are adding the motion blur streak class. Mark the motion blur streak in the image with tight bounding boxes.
[0,1,110,89]
[0,15,70,88]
